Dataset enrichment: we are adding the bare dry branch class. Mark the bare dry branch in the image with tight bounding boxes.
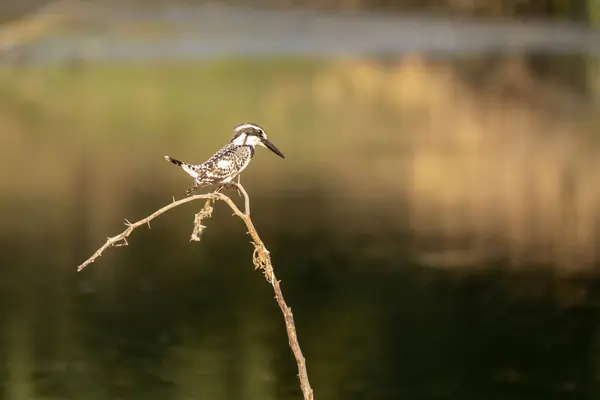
[76,192,224,271]
[76,187,314,400]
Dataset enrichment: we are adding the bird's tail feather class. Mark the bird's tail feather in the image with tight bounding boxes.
[165,156,184,166]
[164,156,199,178]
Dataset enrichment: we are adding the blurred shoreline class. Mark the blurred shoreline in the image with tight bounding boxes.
[0,3,599,62]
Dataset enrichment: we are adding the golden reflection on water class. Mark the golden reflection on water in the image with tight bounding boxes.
[2,56,600,273]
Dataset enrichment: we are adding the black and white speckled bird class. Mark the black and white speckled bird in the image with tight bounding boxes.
[165,123,285,195]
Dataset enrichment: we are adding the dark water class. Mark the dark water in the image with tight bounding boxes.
[7,185,600,400]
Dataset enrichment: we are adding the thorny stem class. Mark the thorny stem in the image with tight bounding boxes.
[76,186,314,400]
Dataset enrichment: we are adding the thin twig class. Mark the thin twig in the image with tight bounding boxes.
[76,192,225,272]
[76,186,314,400]
[231,181,250,215]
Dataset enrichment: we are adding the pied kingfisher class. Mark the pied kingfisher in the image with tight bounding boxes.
[165,123,285,195]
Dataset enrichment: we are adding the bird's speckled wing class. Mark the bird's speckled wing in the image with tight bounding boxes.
[194,144,254,186]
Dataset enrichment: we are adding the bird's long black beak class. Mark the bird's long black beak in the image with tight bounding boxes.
[262,138,286,159]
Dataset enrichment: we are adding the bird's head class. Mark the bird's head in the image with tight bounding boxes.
[231,123,285,159]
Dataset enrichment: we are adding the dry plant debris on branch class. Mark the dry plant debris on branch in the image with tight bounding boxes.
[76,183,314,400]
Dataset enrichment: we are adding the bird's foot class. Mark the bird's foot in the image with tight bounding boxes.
[186,185,199,196]
[214,183,242,197]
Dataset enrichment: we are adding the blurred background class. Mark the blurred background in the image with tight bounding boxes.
[1,0,600,399]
